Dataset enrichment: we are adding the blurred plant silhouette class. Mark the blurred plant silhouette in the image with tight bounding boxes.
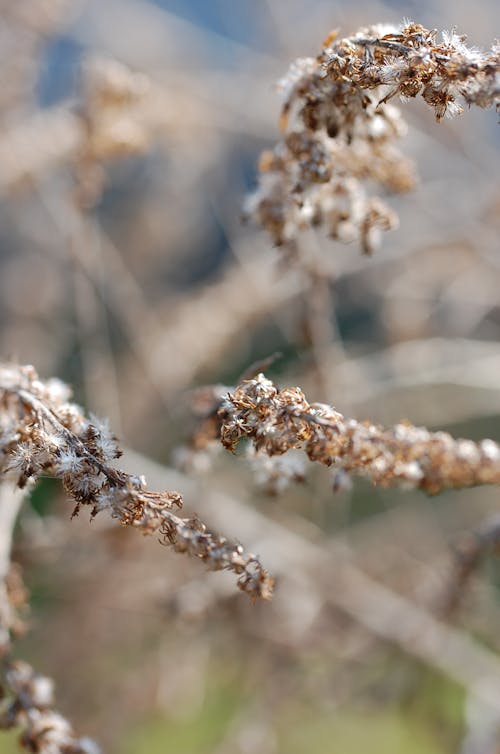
[0,4,499,754]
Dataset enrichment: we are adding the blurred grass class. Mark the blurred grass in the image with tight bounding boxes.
[121,682,245,754]
[120,666,464,754]
[0,731,21,754]
[123,706,455,754]
[282,712,447,754]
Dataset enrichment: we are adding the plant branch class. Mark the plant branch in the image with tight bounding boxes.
[0,364,274,600]
[220,373,500,495]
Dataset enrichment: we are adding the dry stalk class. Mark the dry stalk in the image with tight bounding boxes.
[442,515,500,616]
[0,481,99,753]
[133,448,500,716]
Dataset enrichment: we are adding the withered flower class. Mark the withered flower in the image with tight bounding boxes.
[246,23,499,254]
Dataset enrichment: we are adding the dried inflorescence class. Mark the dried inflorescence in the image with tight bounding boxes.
[0,659,98,754]
[175,382,308,496]
[246,22,500,253]
[220,373,500,495]
[0,0,72,121]
[0,364,274,601]
[74,58,154,207]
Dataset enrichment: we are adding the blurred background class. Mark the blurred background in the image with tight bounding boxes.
[1,0,500,751]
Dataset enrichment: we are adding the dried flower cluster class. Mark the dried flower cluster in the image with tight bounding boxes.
[245,22,499,253]
[0,659,98,754]
[220,373,500,495]
[74,58,154,207]
[0,364,273,600]
[176,387,308,496]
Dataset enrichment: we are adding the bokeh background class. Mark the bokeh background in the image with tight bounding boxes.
[1,0,500,751]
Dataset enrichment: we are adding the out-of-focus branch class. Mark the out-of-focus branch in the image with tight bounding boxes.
[0,57,210,200]
[442,515,500,617]
[126,449,500,714]
[0,484,25,650]
[0,483,99,753]
[0,109,80,196]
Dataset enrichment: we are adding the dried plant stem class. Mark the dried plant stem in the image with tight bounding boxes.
[0,486,23,578]
[220,373,500,494]
[133,449,500,714]
[0,482,98,753]
[442,515,500,617]
[37,186,171,417]
[300,265,347,401]
[0,484,25,650]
